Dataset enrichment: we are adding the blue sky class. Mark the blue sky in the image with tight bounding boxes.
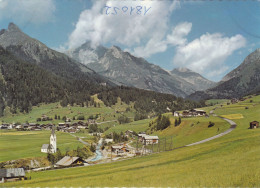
[0,0,259,81]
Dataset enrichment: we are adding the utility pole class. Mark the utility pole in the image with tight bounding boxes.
[111,146,112,162]
[157,140,160,153]
[170,136,173,150]
[164,137,166,151]
[136,137,138,156]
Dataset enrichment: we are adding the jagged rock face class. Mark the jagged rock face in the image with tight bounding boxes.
[170,68,216,91]
[188,49,260,100]
[68,42,215,97]
[0,23,111,85]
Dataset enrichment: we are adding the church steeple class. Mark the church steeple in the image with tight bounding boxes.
[50,125,57,153]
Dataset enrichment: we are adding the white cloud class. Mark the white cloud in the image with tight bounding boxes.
[167,22,192,46]
[173,33,246,80]
[132,22,192,58]
[68,0,180,51]
[0,0,55,24]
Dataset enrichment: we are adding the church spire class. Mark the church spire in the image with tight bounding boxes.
[51,125,55,135]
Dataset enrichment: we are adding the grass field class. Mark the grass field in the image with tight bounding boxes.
[0,97,136,125]
[154,115,230,148]
[3,95,260,186]
[0,130,84,162]
[104,119,151,134]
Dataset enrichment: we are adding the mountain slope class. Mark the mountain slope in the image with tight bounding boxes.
[170,67,215,91]
[67,42,214,97]
[0,46,96,116]
[188,49,260,100]
[0,23,111,86]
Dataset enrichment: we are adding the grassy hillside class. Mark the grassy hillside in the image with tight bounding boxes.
[3,95,260,186]
[0,130,84,162]
[0,97,136,126]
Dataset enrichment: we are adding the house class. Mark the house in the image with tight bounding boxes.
[56,156,84,167]
[182,109,206,117]
[0,168,26,183]
[111,146,124,155]
[0,124,8,129]
[249,121,259,129]
[41,144,53,153]
[231,98,239,104]
[195,110,206,116]
[138,134,146,141]
[104,139,113,144]
[142,135,159,145]
[182,110,191,117]
[173,111,180,117]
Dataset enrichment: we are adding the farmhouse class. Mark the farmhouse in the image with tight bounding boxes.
[182,109,207,117]
[56,156,84,167]
[142,135,159,145]
[104,139,113,144]
[111,146,124,155]
[249,121,259,129]
[0,168,26,183]
[231,98,239,104]
[173,111,180,117]
[138,133,146,141]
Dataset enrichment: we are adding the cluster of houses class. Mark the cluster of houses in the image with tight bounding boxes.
[0,121,91,133]
[138,133,159,145]
[111,144,131,155]
[173,109,207,118]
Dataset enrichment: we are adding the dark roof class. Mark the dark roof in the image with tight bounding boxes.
[0,168,25,178]
[56,156,81,166]
[41,144,50,150]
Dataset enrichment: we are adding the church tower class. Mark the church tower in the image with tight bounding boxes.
[50,125,57,153]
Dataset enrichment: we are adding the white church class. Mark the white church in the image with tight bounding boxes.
[41,126,57,153]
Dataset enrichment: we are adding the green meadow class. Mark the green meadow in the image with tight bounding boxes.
[3,95,260,186]
[0,130,84,162]
[0,96,136,125]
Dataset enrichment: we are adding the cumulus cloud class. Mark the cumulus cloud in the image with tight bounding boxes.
[0,0,55,24]
[173,33,246,80]
[68,0,180,51]
[132,22,192,57]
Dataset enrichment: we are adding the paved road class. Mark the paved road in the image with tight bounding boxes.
[186,116,237,147]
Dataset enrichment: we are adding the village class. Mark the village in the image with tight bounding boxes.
[1,99,259,184]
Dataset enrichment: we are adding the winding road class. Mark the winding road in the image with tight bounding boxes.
[186,111,237,147]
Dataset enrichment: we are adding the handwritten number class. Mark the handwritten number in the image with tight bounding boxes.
[104,6,111,15]
[112,7,120,15]
[136,6,142,15]
[122,6,128,13]
[144,6,151,15]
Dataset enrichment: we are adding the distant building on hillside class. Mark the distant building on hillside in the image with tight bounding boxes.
[142,135,159,145]
[0,168,26,183]
[56,156,84,167]
[249,121,259,129]
[173,111,180,117]
[182,109,206,117]
[41,125,57,153]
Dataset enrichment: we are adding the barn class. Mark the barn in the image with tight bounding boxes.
[56,156,84,167]
[249,121,259,129]
[0,168,26,183]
